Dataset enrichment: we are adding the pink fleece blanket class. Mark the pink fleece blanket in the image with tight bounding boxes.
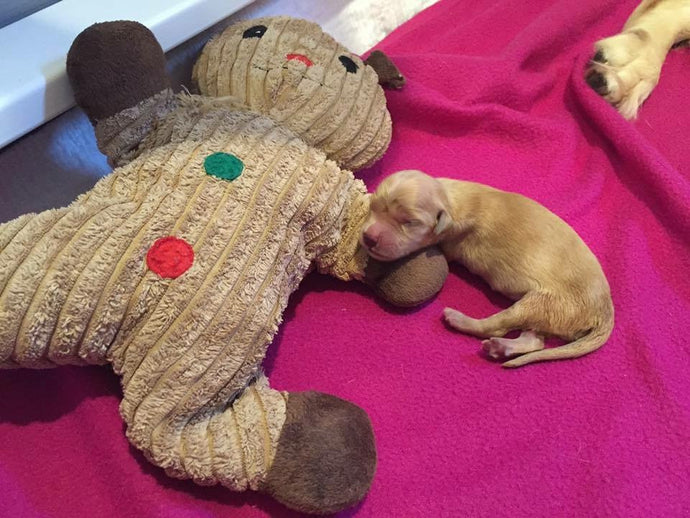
[1,0,689,516]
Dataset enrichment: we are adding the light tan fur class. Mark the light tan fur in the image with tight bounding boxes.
[587,0,690,119]
[361,170,614,368]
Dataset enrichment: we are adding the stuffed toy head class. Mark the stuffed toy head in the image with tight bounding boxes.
[0,18,447,515]
[192,16,392,171]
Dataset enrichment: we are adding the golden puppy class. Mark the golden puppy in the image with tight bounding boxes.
[586,0,690,119]
[361,170,614,368]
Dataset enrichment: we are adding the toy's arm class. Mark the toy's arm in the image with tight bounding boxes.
[67,21,177,167]
[0,170,154,369]
[313,180,449,307]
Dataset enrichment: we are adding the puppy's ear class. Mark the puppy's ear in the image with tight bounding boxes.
[434,210,453,235]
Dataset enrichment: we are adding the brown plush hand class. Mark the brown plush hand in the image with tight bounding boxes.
[365,246,449,307]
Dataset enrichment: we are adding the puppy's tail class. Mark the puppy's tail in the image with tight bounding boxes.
[502,298,614,368]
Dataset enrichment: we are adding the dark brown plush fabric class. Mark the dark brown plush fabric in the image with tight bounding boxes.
[66,21,171,123]
[366,246,449,307]
[263,392,377,515]
[365,50,406,89]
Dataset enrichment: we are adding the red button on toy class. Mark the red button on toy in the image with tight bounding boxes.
[146,236,194,279]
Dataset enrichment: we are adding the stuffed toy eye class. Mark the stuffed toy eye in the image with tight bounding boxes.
[339,55,358,73]
[243,25,267,39]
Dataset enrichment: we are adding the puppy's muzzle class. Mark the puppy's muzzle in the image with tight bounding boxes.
[362,231,378,249]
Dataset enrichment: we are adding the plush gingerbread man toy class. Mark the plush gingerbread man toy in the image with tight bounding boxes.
[0,17,447,514]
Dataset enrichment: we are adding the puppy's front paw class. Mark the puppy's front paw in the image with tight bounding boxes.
[443,307,470,330]
[585,30,664,119]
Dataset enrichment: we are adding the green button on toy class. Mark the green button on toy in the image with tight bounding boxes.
[204,152,243,181]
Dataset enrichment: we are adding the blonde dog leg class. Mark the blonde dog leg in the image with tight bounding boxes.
[481,331,545,360]
[586,0,690,118]
[443,304,524,339]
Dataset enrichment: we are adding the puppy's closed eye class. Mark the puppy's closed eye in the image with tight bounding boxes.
[401,219,422,228]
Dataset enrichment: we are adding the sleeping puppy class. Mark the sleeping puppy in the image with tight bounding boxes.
[585,0,690,119]
[360,170,614,368]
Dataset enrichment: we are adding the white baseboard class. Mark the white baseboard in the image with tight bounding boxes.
[0,0,255,149]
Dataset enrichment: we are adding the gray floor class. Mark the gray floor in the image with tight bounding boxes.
[0,0,61,29]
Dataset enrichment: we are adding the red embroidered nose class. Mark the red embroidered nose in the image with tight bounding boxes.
[286,53,313,67]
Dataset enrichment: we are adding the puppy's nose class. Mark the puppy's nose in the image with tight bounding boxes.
[592,49,607,64]
[586,69,609,96]
[363,232,378,249]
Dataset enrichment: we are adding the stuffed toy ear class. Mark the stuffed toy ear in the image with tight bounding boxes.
[365,247,448,307]
[364,50,406,89]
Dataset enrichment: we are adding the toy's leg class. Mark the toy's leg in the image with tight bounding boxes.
[0,207,90,368]
[0,174,150,369]
[142,374,286,490]
[122,373,375,514]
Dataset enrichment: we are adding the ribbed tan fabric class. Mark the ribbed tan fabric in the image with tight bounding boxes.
[95,88,177,167]
[161,373,287,491]
[0,98,369,488]
[193,16,392,171]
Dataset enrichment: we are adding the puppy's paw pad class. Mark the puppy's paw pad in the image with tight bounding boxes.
[585,68,609,95]
[481,337,514,360]
[585,31,662,119]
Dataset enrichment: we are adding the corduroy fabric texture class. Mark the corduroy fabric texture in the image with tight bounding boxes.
[0,99,368,491]
[94,88,177,167]
[193,16,392,171]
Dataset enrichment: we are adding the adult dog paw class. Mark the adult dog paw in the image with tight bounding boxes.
[585,30,665,119]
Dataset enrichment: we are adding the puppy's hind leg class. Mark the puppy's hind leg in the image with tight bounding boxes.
[442,294,539,339]
[481,331,545,360]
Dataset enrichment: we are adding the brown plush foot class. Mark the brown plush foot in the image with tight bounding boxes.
[67,21,177,165]
[262,391,376,515]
